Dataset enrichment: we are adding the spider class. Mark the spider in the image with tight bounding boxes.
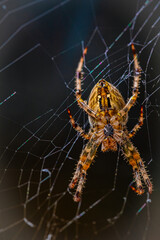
[68,44,152,202]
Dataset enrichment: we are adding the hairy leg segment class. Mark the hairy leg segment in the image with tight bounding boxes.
[128,106,143,139]
[69,136,100,202]
[118,44,141,118]
[121,138,152,194]
[67,108,91,140]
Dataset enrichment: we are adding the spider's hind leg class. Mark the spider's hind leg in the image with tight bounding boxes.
[137,159,152,194]
[69,139,91,192]
[121,138,152,194]
[69,136,100,202]
[73,170,86,202]
[69,163,83,189]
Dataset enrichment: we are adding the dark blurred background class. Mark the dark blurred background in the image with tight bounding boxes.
[0,0,160,239]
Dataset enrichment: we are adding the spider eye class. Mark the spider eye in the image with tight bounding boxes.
[98,79,106,87]
[100,82,105,87]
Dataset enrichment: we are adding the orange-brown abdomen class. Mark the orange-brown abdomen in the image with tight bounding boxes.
[88,79,126,126]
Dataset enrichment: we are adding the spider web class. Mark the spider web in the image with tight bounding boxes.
[0,0,160,239]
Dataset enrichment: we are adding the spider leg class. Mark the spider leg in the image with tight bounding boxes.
[121,138,152,194]
[75,48,98,120]
[73,170,86,202]
[69,136,100,202]
[118,44,141,118]
[69,163,83,189]
[67,108,91,140]
[136,159,153,194]
[122,144,144,195]
[69,137,94,190]
[74,141,100,202]
[128,106,143,139]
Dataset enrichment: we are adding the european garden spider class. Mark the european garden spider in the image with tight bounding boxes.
[68,44,152,202]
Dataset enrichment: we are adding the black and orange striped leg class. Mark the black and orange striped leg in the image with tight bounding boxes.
[73,170,86,202]
[75,48,98,120]
[67,108,91,140]
[133,168,144,195]
[69,136,100,202]
[69,163,83,190]
[121,138,152,195]
[128,106,143,139]
[122,142,144,195]
[118,44,141,119]
[69,138,93,193]
[137,160,152,194]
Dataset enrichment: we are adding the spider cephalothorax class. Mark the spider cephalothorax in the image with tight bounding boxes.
[68,44,152,202]
[104,124,114,137]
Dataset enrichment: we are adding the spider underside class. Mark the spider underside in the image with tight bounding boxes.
[68,45,152,202]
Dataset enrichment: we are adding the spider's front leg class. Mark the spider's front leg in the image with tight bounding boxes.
[69,136,100,202]
[121,138,152,195]
[75,48,98,120]
[118,44,141,118]
[128,106,143,139]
